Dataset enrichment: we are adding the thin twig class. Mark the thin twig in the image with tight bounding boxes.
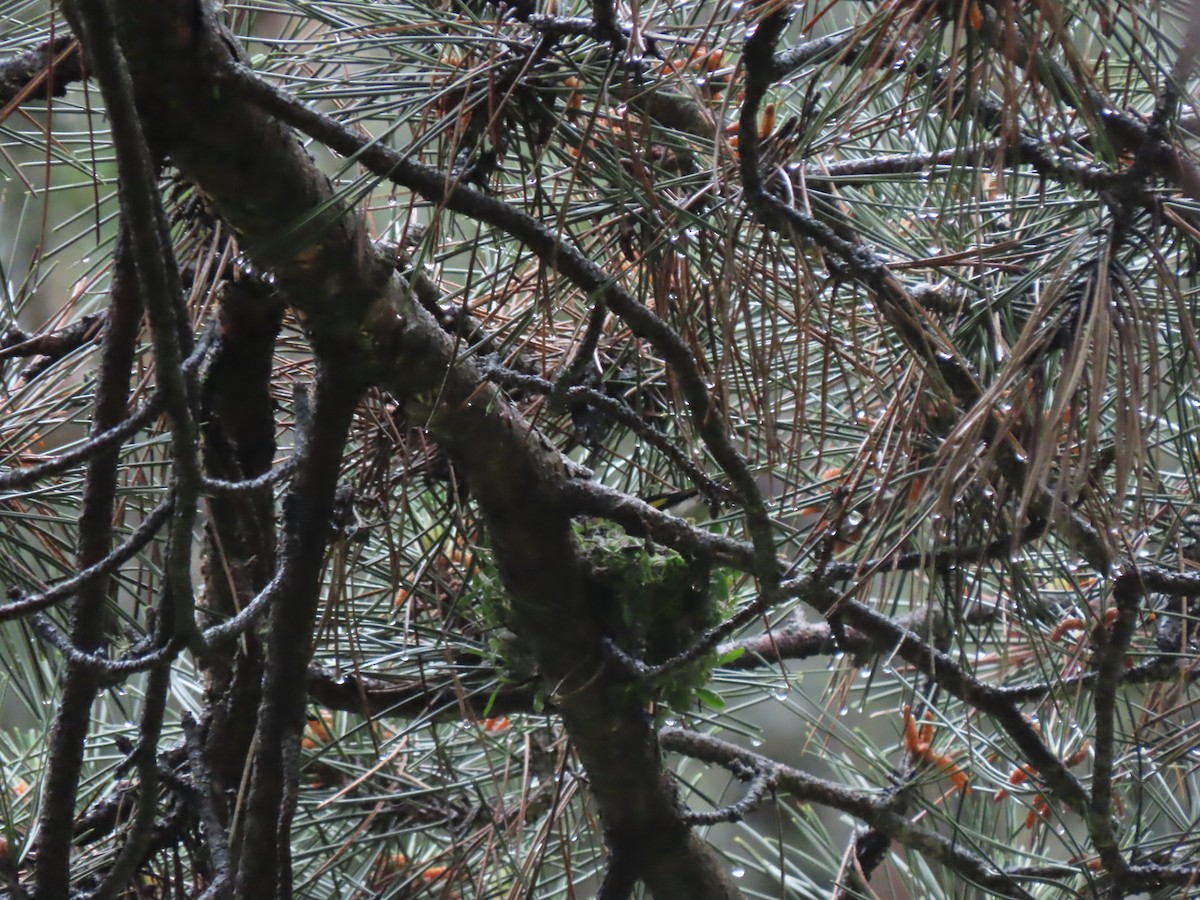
[0,494,172,623]
[200,458,294,496]
[30,616,184,681]
[94,660,172,900]
[1086,570,1142,877]
[660,728,1037,898]
[65,0,201,647]
[0,326,213,491]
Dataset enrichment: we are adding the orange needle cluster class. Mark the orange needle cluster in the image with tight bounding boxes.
[370,853,459,896]
[967,1,983,31]
[658,44,724,76]
[1048,607,1136,670]
[994,742,1090,829]
[1049,606,1119,642]
[758,102,777,140]
[902,705,968,792]
[302,710,335,749]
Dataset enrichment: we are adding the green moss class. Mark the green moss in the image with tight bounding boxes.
[576,521,728,714]
[471,520,730,714]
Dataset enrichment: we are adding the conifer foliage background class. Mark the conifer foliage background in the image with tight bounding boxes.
[3,0,1200,897]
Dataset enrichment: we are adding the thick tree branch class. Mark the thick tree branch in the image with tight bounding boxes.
[30,223,142,900]
[0,35,84,106]
[234,371,360,896]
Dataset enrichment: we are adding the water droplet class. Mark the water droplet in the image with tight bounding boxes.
[750,737,763,748]
[731,867,745,879]
[774,689,788,702]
